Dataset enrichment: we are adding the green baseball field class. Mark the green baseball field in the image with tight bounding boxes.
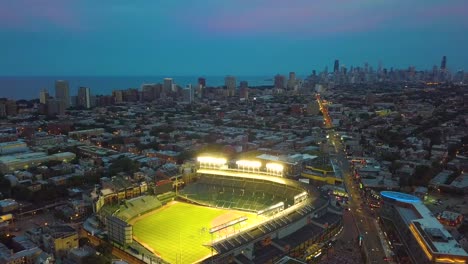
[131,201,262,264]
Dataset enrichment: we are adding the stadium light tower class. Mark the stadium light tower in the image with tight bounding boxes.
[236,160,261,172]
[197,156,227,169]
[266,163,284,176]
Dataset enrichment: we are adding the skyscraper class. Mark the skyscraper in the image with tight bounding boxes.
[225,75,236,97]
[163,78,173,93]
[274,74,285,89]
[55,80,70,109]
[441,56,447,70]
[198,77,206,88]
[184,84,194,103]
[47,99,66,116]
[239,81,249,99]
[77,87,91,109]
[40,89,49,104]
[287,72,296,90]
[333,60,340,73]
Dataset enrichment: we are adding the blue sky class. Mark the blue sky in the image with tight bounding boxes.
[1,0,467,76]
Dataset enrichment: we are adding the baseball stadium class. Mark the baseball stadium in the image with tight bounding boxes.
[95,156,343,264]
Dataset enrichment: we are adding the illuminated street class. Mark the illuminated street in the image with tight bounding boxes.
[318,94,394,264]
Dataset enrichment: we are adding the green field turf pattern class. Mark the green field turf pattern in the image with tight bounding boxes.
[133,202,259,264]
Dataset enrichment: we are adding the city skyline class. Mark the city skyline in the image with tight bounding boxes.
[1,0,468,76]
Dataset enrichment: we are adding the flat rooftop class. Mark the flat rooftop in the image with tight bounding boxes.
[391,194,468,257]
[450,173,468,189]
[412,205,467,257]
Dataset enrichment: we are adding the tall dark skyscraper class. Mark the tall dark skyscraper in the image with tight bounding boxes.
[198,77,206,88]
[77,87,91,109]
[441,56,447,70]
[239,81,248,99]
[333,60,340,73]
[55,80,70,109]
[225,75,236,96]
[274,74,285,89]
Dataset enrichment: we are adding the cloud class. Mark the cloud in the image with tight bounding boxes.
[0,0,84,31]
[176,0,468,36]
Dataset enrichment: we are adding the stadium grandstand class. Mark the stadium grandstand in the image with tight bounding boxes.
[90,156,343,264]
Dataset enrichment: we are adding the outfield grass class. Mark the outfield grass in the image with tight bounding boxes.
[132,201,260,264]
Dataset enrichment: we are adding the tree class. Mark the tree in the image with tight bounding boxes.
[108,157,140,176]
[177,150,195,164]
[82,254,109,264]
[96,241,113,256]
[412,165,432,186]
[11,186,33,201]
[359,113,370,120]
[0,176,11,198]
[78,237,90,247]
[213,119,223,126]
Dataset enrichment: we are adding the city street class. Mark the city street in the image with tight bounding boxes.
[318,95,393,264]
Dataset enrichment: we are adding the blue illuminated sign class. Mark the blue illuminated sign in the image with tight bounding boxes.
[380,191,420,203]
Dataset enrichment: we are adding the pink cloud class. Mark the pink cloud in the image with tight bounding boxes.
[177,0,468,36]
[0,0,84,31]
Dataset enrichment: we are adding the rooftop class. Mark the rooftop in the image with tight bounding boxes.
[411,202,467,257]
[450,173,468,189]
[383,191,468,258]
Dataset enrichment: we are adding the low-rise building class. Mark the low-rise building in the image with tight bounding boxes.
[380,191,468,264]
[0,199,19,213]
[0,152,76,173]
[437,211,464,228]
[0,141,29,155]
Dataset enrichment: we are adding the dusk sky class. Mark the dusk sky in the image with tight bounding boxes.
[1,0,468,76]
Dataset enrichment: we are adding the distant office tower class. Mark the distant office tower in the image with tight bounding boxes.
[171,84,179,93]
[47,99,66,116]
[287,72,296,90]
[198,77,206,88]
[5,100,17,116]
[441,56,447,70]
[40,89,49,104]
[239,81,249,99]
[96,95,115,107]
[183,84,194,103]
[163,78,173,93]
[225,75,236,96]
[333,60,340,73]
[77,87,91,109]
[55,80,70,109]
[123,88,139,102]
[141,84,162,102]
[112,90,123,103]
[453,70,464,83]
[274,74,285,89]
[0,104,5,118]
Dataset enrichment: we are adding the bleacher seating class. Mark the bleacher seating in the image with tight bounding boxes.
[179,175,303,212]
[157,192,176,205]
[112,195,163,221]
